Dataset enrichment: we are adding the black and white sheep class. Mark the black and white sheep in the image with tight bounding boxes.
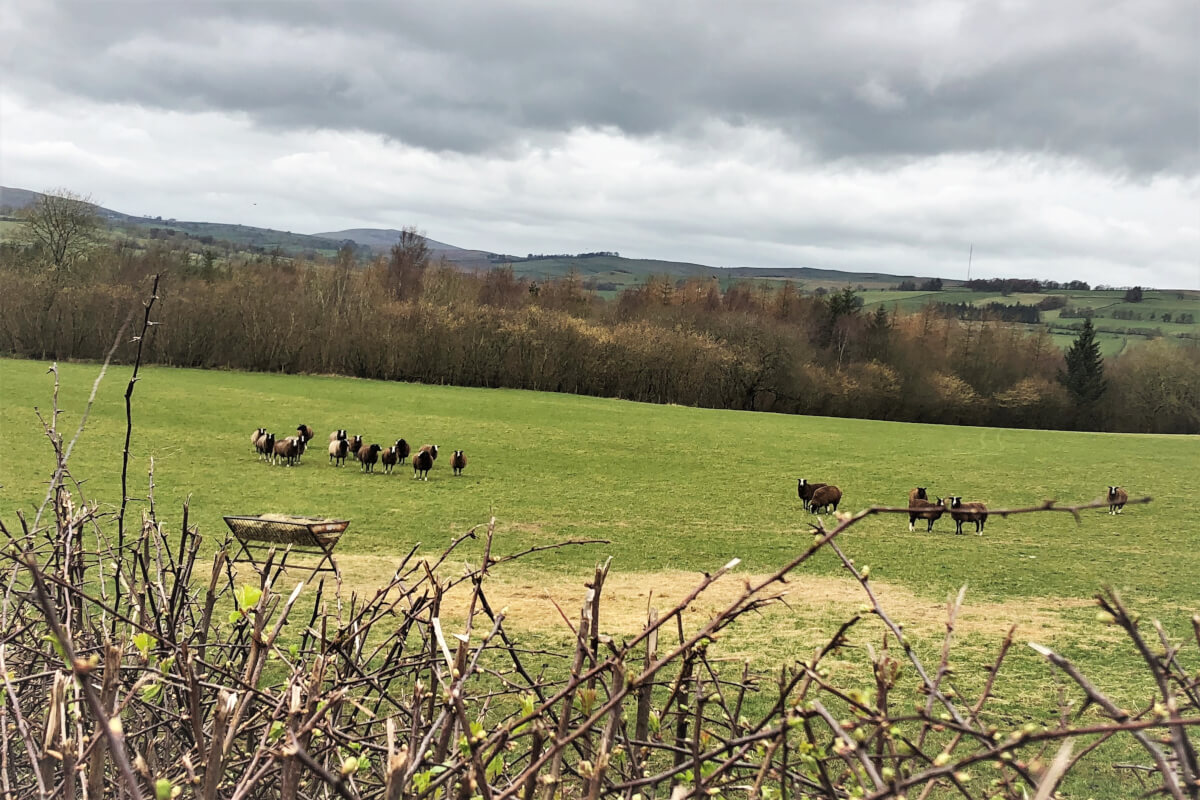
[329,437,350,467]
[809,485,842,514]
[451,450,467,475]
[348,435,364,460]
[948,497,988,535]
[908,497,945,532]
[358,443,382,473]
[328,429,348,443]
[251,427,266,452]
[797,479,827,512]
[1107,486,1128,515]
[412,449,434,480]
[297,424,315,442]
[908,487,928,506]
[419,444,439,461]
[395,438,411,461]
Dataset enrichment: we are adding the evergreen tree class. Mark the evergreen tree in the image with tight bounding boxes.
[1058,317,1107,408]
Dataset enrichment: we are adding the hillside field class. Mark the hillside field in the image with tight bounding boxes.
[1,357,1197,796]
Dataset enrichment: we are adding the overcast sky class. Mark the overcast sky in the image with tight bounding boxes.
[2,1,1197,287]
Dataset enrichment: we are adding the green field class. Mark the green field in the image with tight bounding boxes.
[1,357,1196,796]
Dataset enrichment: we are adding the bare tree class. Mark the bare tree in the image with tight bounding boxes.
[19,188,101,273]
[387,226,430,300]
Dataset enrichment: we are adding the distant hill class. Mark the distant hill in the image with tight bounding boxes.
[316,228,496,270]
[0,185,139,224]
[2,186,952,290]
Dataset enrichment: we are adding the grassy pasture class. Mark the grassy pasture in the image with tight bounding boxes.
[1,357,1197,796]
[2,357,1194,601]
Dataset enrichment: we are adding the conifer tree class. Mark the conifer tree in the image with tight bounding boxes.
[1058,317,1107,408]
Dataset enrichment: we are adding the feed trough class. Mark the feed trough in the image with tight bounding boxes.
[223,514,349,577]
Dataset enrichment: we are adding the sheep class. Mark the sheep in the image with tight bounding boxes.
[809,485,842,514]
[948,497,988,535]
[297,424,315,442]
[328,429,347,443]
[329,437,349,467]
[273,436,300,467]
[412,449,434,480]
[395,438,411,461]
[419,444,439,461]
[908,497,945,532]
[380,443,401,474]
[1107,486,1128,515]
[908,487,928,507]
[451,450,467,476]
[348,435,364,459]
[256,432,275,462]
[252,429,271,460]
[358,443,382,473]
[797,479,827,512]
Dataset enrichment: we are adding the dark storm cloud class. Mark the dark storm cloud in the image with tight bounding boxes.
[6,0,1196,174]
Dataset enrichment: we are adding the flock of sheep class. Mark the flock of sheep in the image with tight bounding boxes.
[250,425,466,480]
[797,479,1131,534]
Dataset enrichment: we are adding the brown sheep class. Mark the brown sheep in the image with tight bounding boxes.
[908,497,945,532]
[329,437,349,467]
[948,497,988,535]
[419,444,439,461]
[348,435,364,459]
[273,436,300,467]
[809,485,842,514]
[451,450,467,475]
[797,479,827,512]
[256,432,275,462]
[1107,486,1128,515]
[395,438,411,460]
[251,427,266,450]
[297,424,315,442]
[908,487,928,506]
[380,443,401,474]
[358,443,382,472]
[328,429,347,442]
[412,449,434,480]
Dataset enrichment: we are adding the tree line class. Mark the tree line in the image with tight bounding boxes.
[2,193,1196,434]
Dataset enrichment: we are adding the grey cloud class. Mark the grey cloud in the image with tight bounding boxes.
[6,0,1196,174]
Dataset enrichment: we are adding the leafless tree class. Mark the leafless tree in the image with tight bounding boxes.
[19,188,102,274]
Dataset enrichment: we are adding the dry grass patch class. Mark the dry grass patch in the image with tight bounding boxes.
[322,557,1109,657]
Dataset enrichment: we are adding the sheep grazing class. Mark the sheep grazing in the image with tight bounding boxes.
[419,444,440,461]
[380,442,404,474]
[273,436,301,467]
[797,479,827,512]
[451,450,467,475]
[948,497,988,535]
[908,487,928,506]
[358,443,382,473]
[1107,486,1128,515]
[329,437,350,467]
[809,485,842,514]
[412,449,434,480]
[908,497,945,532]
[328,429,347,443]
